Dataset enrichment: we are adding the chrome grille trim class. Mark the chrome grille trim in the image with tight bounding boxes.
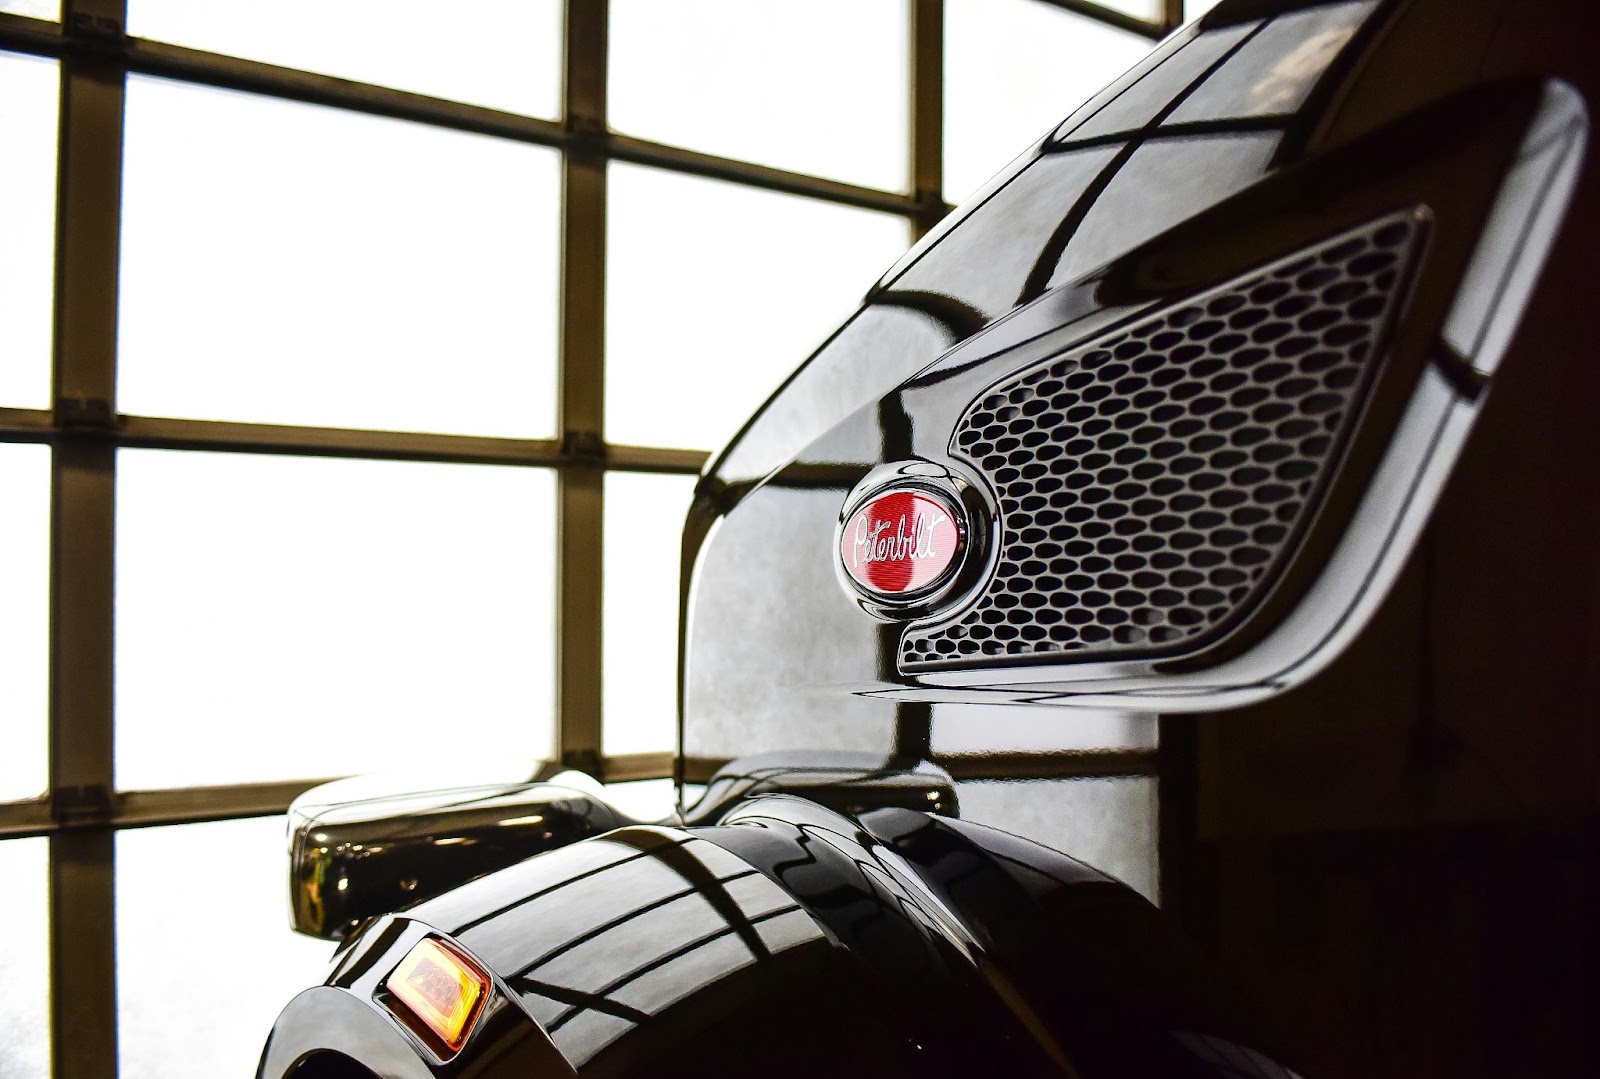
[901,210,1422,671]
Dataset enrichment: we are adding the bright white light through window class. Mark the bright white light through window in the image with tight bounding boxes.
[1099,0,1162,20]
[604,471,699,757]
[115,450,557,790]
[0,1,58,20]
[610,0,908,191]
[117,818,335,1079]
[0,837,48,1077]
[0,445,49,804]
[607,163,909,452]
[127,0,561,119]
[0,51,58,411]
[944,0,1153,203]
[118,76,561,438]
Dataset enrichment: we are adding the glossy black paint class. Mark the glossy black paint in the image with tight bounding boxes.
[287,772,630,940]
[283,753,963,945]
[684,0,1393,755]
[260,915,575,1079]
[264,797,1298,1078]
[679,749,959,825]
[680,0,1588,757]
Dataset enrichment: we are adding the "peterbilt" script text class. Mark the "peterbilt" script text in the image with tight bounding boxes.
[852,510,948,567]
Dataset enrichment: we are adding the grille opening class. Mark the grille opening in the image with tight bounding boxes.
[901,211,1421,671]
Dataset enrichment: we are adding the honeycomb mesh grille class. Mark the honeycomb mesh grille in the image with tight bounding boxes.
[900,211,1420,671]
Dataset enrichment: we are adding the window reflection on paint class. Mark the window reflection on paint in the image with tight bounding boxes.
[957,777,1159,903]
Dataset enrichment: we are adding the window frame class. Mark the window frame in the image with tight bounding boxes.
[0,2,1187,1076]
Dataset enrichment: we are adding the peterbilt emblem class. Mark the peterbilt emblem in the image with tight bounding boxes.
[839,488,965,598]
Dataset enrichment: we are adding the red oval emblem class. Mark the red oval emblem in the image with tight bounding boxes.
[840,489,963,597]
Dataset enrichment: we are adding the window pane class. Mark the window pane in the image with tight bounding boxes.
[957,777,1158,902]
[933,704,1156,754]
[1097,0,1161,20]
[115,450,557,789]
[1185,0,1226,21]
[117,817,335,1079]
[607,164,908,452]
[118,76,560,438]
[610,0,907,191]
[0,1,57,20]
[0,444,49,804]
[945,0,1153,204]
[604,472,697,757]
[0,51,58,410]
[126,0,560,119]
[0,838,49,1078]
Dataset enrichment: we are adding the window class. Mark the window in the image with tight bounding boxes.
[0,444,49,803]
[606,163,908,452]
[0,50,57,410]
[126,0,563,118]
[0,4,1185,1075]
[118,76,562,438]
[0,838,48,1078]
[604,471,698,757]
[114,451,558,789]
[116,818,336,1079]
[610,0,908,190]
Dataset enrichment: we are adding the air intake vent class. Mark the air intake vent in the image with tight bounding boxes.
[901,210,1422,671]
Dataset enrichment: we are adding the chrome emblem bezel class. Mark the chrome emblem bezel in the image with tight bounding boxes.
[835,461,986,621]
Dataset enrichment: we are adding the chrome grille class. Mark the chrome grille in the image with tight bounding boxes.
[900,211,1421,671]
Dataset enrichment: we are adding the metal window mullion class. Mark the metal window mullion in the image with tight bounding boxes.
[1035,0,1166,40]
[0,799,52,838]
[106,414,710,474]
[608,132,919,216]
[2,778,344,839]
[0,21,931,221]
[556,0,608,778]
[49,2,126,1077]
[909,0,945,241]
[0,405,54,439]
[0,9,58,54]
[116,415,569,467]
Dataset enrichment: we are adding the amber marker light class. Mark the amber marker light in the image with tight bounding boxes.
[384,936,491,1054]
